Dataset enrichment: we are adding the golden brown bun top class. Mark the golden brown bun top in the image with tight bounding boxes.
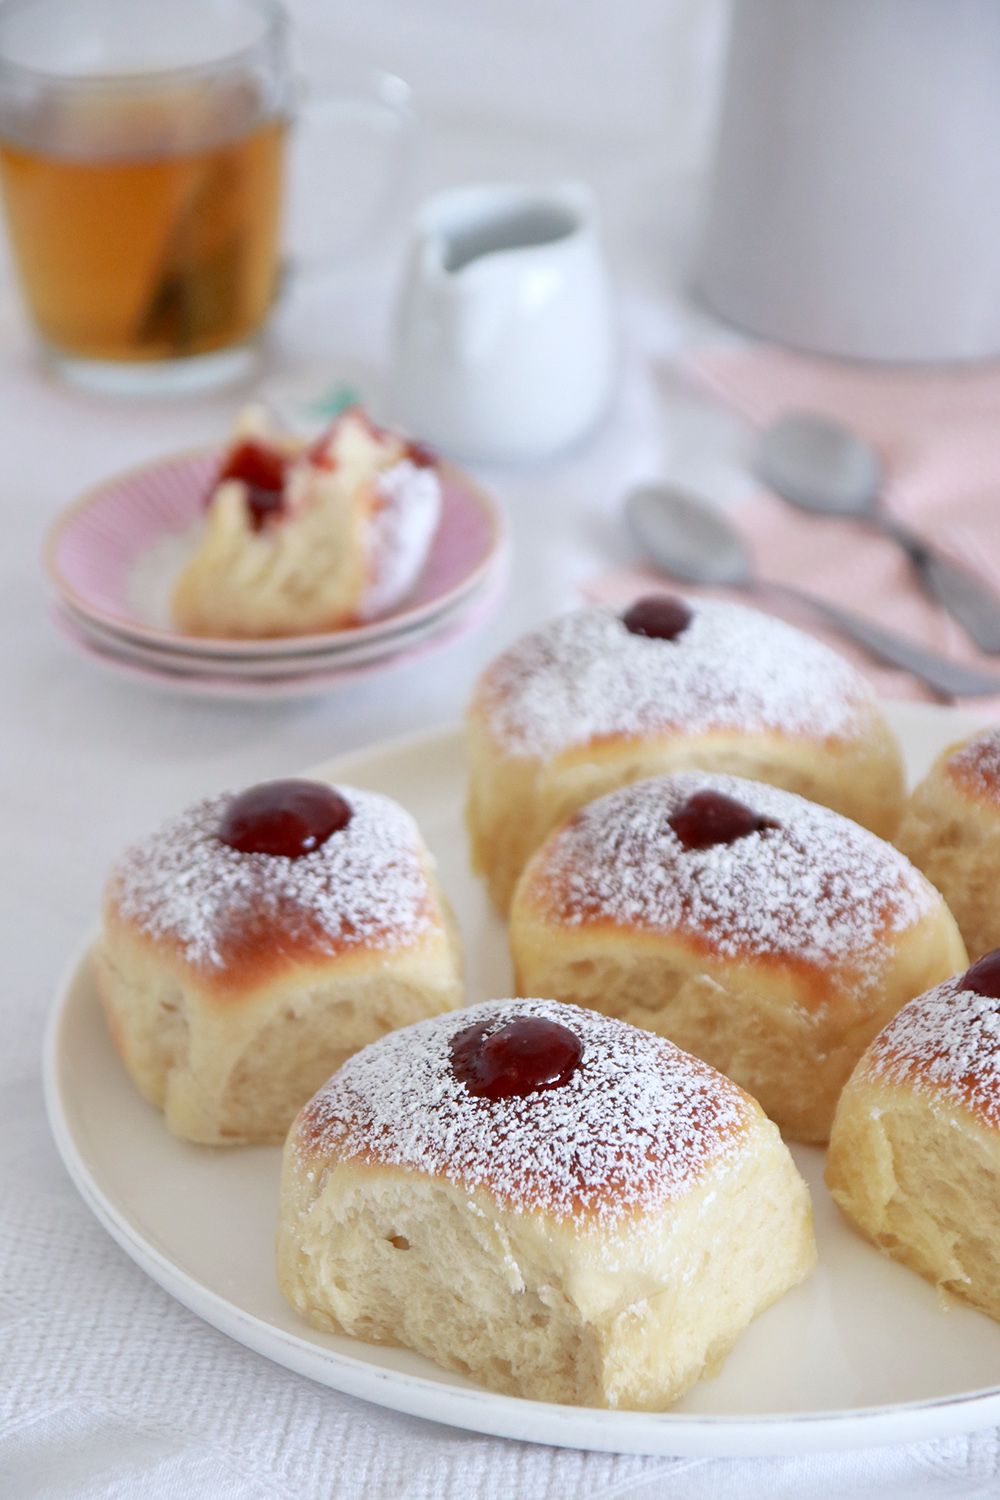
[854,969,1000,1130]
[104,783,439,995]
[942,727,1000,808]
[470,599,881,762]
[293,999,756,1227]
[518,773,937,1010]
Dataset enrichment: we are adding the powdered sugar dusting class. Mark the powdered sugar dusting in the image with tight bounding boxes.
[107,784,434,972]
[864,978,1000,1128]
[947,728,1000,805]
[360,460,442,620]
[477,601,874,760]
[528,773,935,990]
[298,999,753,1226]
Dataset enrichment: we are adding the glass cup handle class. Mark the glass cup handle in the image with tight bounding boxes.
[285,71,415,276]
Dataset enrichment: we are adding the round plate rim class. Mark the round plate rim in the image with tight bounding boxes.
[43,446,506,657]
[54,567,501,666]
[42,711,1000,1457]
[48,574,504,701]
[51,554,505,678]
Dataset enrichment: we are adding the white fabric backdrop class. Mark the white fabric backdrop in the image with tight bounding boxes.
[3,1,1000,1494]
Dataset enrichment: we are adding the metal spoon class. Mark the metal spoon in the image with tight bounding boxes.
[755,411,1000,654]
[625,481,1000,699]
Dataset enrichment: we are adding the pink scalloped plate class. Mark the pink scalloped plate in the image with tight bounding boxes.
[50,562,505,700]
[45,448,506,658]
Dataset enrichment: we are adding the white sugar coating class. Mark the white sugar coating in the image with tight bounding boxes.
[947,728,1000,803]
[477,600,874,760]
[529,773,935,984]
[360,460,442,620]
[107,784,434,971]
[298,999,754,1226]
[864,977,1000,1128]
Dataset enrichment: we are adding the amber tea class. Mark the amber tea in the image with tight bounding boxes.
[0,0,410,392]
[0,89,285,366]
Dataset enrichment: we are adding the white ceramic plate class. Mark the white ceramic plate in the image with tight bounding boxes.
[44,705,1000,1457]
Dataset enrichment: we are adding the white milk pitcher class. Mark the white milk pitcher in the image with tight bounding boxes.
[388,182,616,463]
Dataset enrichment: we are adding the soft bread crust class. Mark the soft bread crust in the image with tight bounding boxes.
[827,977,1000,1321]
[172,411,440,639]
[277,1000,815,1409]
[98,786,463,1144]
[510,774,966,1143]
[97,900,462,1145]
[466,603,905,913]
[896,728,1000,961]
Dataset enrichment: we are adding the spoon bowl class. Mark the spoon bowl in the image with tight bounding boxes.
[625,483,750,587]
[754,409,1000,654]
[623,479,1000,699]
[754,411,884,518]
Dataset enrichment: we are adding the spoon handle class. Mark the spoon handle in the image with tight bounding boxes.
[880,518,1000,655]
[758,581,1000,699]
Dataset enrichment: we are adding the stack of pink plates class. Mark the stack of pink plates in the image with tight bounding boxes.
[45,448,507,700]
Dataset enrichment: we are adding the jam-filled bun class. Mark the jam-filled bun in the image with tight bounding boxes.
[896,727,1000,961]
[466,597,905,913]
[98,779,462,1145]
[172,406,441,638]
[277,999,815,1410]
[828,951,1000,1322]
[510,773,966,1143]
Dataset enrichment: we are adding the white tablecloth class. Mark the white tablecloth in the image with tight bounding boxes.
[4,2,1000,1495]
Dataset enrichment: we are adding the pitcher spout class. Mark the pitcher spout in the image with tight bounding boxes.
[407,182,597,366]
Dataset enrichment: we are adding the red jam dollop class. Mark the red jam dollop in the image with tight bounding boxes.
[309,406,385,470]
[669,789,778,851]
[307,432,339,471]
[450,1015,583,1100]
[308,411,436,474]
[243,486,285,530]
[622,595,692,641]
[215,439,291,532]
[962,950,1000,1000]
[402,439,437,469]
[217,779,352,858]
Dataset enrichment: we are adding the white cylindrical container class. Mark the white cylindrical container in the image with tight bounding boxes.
[696,0,1000,362]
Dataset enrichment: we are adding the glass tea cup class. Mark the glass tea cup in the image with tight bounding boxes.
[0,0,412,394]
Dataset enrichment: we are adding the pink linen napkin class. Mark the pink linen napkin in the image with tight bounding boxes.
[588,346,1000,710]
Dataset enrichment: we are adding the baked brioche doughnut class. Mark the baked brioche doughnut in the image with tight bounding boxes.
[510,773,966,1142]
[896,726,1000,961]
[827,950,1000,1321]
[277,999,815,1409]
[98,778,462,1144]
[172,406,441,638]
[466,595,905,913]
